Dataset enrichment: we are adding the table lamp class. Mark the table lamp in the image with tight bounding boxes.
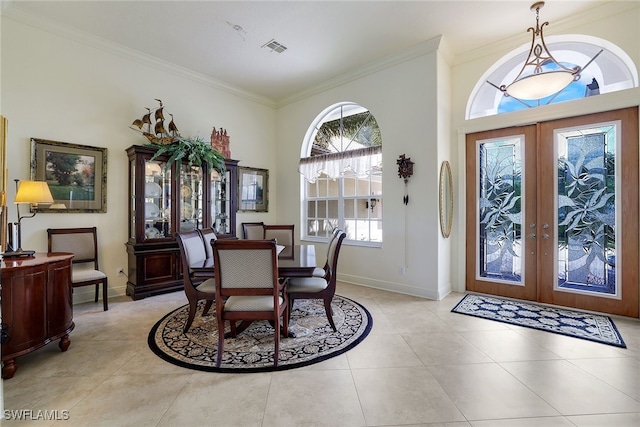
[2,179,54,258]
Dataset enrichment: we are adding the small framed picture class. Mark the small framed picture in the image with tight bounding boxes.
[31,138,108,213]
[238,166,268,212]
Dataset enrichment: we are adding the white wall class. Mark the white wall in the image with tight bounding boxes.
[276,38,449,299]
[449,2,640,293]
[4,1,636,306]
[1,15,278,301]
[436,45,453,299]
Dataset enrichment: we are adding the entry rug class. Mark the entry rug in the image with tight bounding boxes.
[148,295,372,373]
[452,294,626,348]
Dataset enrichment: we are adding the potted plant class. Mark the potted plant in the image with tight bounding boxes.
[146,136,226,172]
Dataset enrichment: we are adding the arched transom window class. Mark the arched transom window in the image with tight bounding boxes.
[300,102,383,245]
[467,35,638,119]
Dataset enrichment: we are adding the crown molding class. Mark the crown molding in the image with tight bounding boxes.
[3,4,277,108]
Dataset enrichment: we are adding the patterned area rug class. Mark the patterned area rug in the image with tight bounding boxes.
[452,294,626,348]
[148,295,372,372]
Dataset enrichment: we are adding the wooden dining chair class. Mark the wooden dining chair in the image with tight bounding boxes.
[313,228,342,277]
[212,239,288,367]
[47,227,108,311]
[287,230,346,331]
[198,227,217,260]
[190,228,217,282]
[175,231,216,333]
[241,222,264,239]
[263,224,295,246]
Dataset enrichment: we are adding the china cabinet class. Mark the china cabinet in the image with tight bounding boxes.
[125,145,237,299]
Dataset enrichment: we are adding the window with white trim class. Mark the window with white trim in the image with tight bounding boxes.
[300,103,382,245]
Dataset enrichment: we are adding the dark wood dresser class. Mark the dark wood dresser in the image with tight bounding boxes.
[1,252,75,379]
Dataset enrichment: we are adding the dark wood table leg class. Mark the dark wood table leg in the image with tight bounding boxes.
[224,320,253,338]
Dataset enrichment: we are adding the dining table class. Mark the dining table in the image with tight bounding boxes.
[188,244,317,339]
[189,244,317,278]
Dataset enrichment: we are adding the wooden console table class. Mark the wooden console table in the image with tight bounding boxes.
[1,252,75,379]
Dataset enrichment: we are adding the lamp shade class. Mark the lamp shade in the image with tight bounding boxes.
[505,70,575,100]
[14,180,54,204]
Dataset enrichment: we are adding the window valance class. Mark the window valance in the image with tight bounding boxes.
[299,146,382,182]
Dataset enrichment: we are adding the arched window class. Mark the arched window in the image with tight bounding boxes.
[300,102,382,245]
[467,35,638,119]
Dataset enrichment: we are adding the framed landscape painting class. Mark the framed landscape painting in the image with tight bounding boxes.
[31,138,107,213]
[1,116,7,251]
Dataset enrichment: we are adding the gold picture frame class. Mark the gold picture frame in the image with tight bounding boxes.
[238,166,269,212]
[31,138,108,213]
[0,116,8,251]
[439,160,453,238]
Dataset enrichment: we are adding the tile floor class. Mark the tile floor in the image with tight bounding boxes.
[2,283,639,426]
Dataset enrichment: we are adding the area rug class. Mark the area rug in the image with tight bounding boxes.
[452,294,626,348]
[148,295,372,372]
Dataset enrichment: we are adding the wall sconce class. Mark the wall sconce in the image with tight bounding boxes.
[2,179,54,258]
[365,198,380,212]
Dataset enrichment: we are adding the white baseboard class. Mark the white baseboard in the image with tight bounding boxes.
[337,273,440,300]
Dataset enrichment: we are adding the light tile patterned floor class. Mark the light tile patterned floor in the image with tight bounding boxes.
[3,283,639,426]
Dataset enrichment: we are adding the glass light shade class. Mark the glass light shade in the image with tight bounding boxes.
[14,180,54,204]
[506,70,575,100]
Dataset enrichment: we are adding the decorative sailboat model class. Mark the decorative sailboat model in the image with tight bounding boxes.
[131,99,180,145]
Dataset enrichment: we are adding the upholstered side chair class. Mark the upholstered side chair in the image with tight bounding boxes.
[241,222,264,239]
[287,230,346,331]
[263,224,295,246]
[175,230,216,333]
[198,227,217,260]
[212,239,288,367]
[47,227,108,311]
[313,228,342,277]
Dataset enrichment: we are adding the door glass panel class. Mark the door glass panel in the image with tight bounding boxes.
[556,123,618,296]
[477,136,523,283]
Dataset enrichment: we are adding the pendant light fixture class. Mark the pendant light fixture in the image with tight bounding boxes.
[495,2,602,101]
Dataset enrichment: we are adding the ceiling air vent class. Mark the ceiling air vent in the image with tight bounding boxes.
[262,39,287,53]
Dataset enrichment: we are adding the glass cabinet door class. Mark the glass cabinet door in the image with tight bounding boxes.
[130,158,136,240]
[210,168,231,235]
[180,164,203,232]
[144,159,171,240]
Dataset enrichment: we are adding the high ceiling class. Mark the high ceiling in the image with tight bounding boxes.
[5,0,608,103]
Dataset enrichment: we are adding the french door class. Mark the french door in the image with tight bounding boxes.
[466,108,639,317]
